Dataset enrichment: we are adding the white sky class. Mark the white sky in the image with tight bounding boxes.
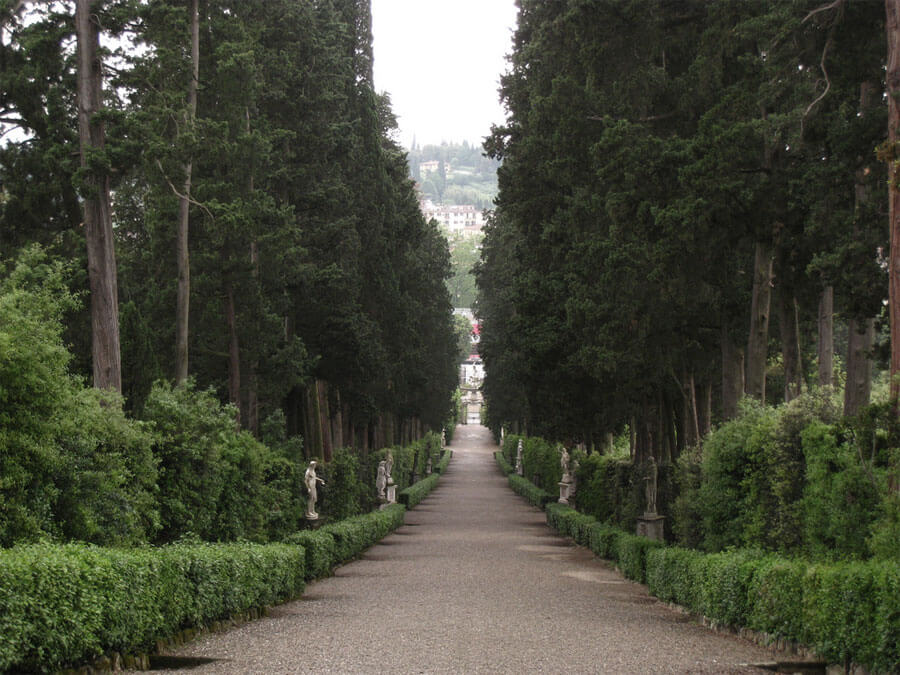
[371,0,518,150]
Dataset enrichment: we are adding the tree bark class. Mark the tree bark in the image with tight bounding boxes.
[76,0,121,392]
[844,318,875,416]
[746,240,774,403]
[887,0,900,407]
[175,0,199,384]
[721,325,745,420]
[778,288,802,403]
[817,286,834,387]
[317,379,333,461]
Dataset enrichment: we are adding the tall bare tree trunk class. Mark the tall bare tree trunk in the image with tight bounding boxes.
[778,288,802,403]
[317,380,332,461]
[887,0,900,408]
[746,240,774,403]
[76,0,121,392]
[844,318,875,416]
[817,286,834,387]
[175,0,199,384]
[721,325,744,420]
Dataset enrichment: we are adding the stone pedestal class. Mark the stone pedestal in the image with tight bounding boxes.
[386,484,397,505]
[558,481,571,505]
[636,513,665,542]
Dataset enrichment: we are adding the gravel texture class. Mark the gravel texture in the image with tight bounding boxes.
[141,425,794,674]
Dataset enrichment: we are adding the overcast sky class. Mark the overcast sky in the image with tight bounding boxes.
[371,0,518,150]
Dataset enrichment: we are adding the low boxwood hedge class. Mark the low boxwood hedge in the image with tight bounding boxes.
[434,449,452,474]
[494,452,515,475]
[283,530,336,581]
[545,503,597,547]
[0,542,305,673]
[319,504,406,566]
[508,474,555,508]
[400,474,438,508]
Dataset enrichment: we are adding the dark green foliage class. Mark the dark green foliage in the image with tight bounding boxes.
[142,381,269,543]
[0,247,158,547]
[521,436,561,492]
[507,474,555,508]
[318,448,366,522]
[0,542,305,673]
[646,547,705,610]
[745,557,805,641]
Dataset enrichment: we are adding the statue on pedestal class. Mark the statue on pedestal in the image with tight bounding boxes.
[558,445,573,505]
[643,456,658,516]
[441,428,446,448]
[384,450,397,505]
[515,439,524,476]
[376,460,387,501]
[304,460,325,520]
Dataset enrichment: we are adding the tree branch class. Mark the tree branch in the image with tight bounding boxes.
[802,0,844,24]
[155,159,215,222]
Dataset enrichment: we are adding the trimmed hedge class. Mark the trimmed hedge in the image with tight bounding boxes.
[646,547,900,672]
[282,530,336,581]
[434,449,452,474]
[0,542,305,673]
[508,473,555,508]
[400,474,438,508]
[318,505,407,568]
[545,503,596,547]
[495,451,515,475]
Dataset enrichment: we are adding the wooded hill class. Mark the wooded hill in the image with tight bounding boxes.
[0,1,459,457]
[408,140,499,209]
[477,0,891,456]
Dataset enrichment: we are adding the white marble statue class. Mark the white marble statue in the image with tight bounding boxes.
[385,449,394,486]
[304,460,325,520]
[515,439,524,476]
[441,428,446,448]
[559,446,572,484]
[376,460,387,501]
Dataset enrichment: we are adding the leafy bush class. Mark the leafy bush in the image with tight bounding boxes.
[319,505,406,565]
[142,380,271,543]
[0,542,305,673]
[522,436,561,491]
[434,449,452,473]
[646,546,705,610]
[508,474,555,508]
[0,246,159,547]
[318,448,366,522]
[745,556,805,640]
[545,503,596,546]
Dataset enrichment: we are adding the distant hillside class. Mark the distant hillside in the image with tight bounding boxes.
[407,141,499,210]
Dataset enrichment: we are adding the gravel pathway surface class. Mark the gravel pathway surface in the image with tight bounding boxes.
[141,425,796,674]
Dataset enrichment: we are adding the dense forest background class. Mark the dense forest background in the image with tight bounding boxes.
[0,0,460,546]
[478,0,890,451]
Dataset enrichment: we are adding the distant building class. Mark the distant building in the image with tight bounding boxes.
[419,160,440,176]
[421,203,484,236]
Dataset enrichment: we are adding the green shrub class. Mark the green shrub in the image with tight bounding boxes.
[495,451,515,475]
[0,542,305,673]
[508,474,555,508]
[545,503,596,546]
[646,546,704,611]
[501,434,522,465]
[745,556,805,641]
[283,530,336,580]
[588,522,623,560]
[802,560,900,670]
[615,533,664,584]
[319,448,366,522]
[522,436,561,492]
[319,505,406,565]
[695,549,762,628]
[435,449,452,474]
[142,380,273,543]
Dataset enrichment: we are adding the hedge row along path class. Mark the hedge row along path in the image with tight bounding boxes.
[144,426,799,674]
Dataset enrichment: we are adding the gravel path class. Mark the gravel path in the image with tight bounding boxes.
[142,425,793,674]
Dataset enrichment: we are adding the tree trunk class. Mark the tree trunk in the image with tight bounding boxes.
[721,325,745,420]
[844,318,875,416]
[746,240,774,403]
[887,0,900,407]
[175,0,199,384]
[332,389,343,450]
[817,286,834,387]
[76,0,121,392]
[317,380,332,461]
[778,288,802,403]
[225,281,240,424]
